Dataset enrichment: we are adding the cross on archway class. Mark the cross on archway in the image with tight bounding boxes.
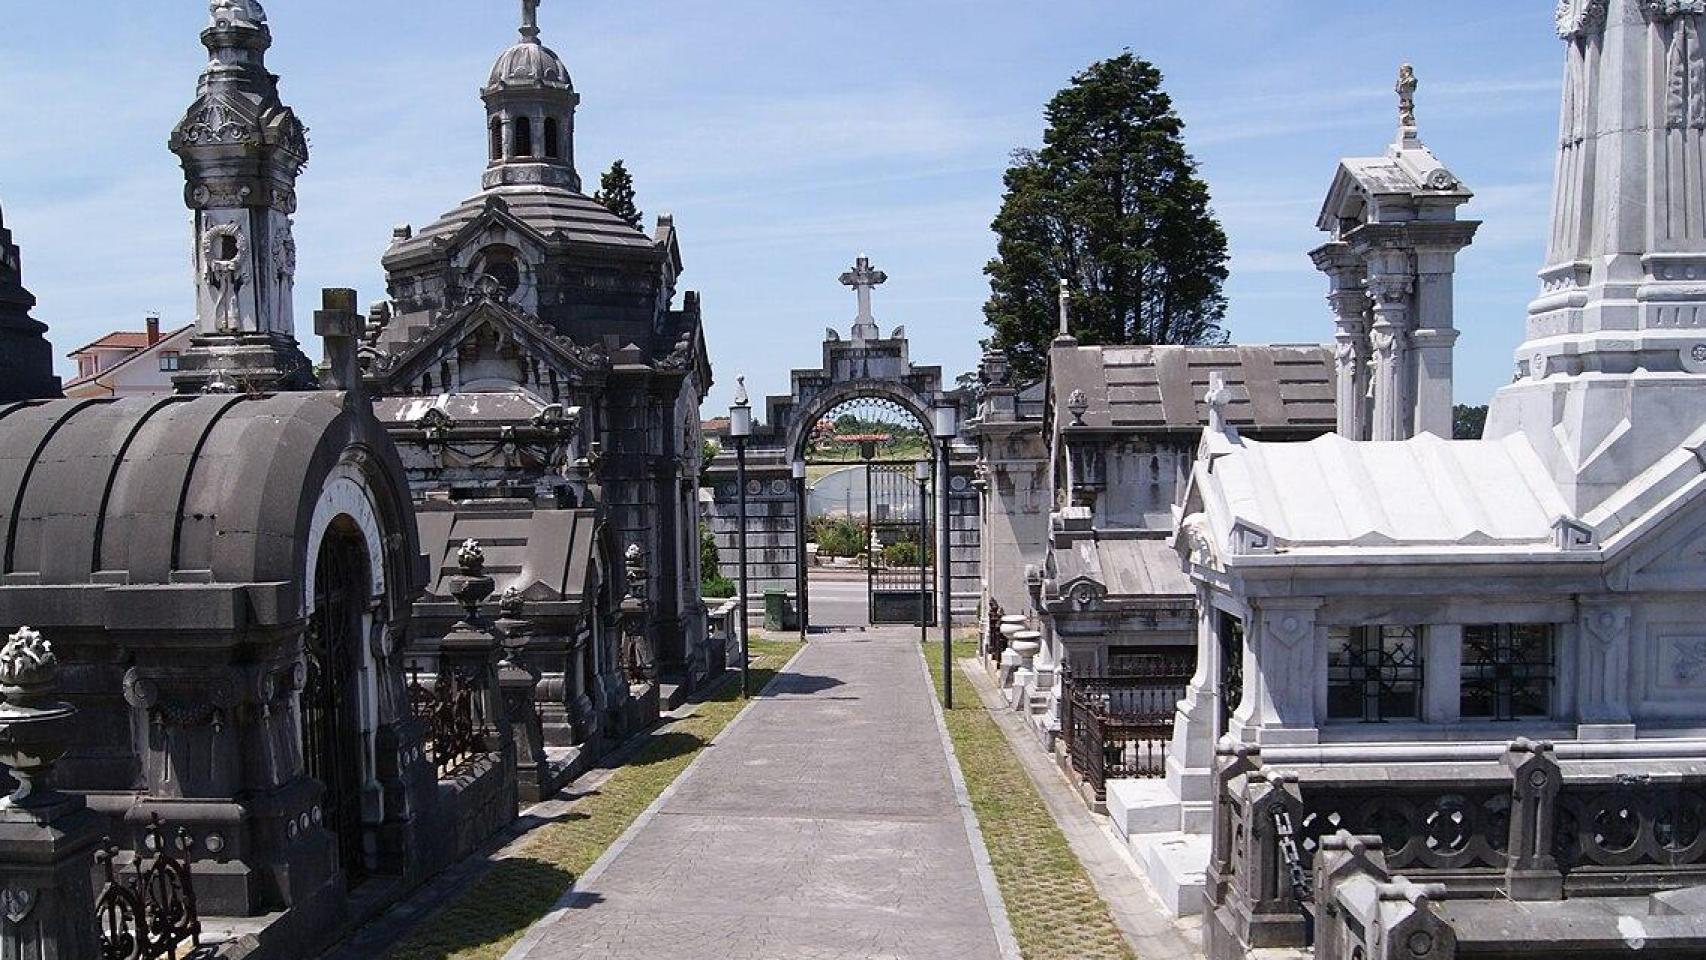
[840,255,887,342]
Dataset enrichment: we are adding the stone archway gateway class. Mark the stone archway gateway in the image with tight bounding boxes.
[705,256,980,631]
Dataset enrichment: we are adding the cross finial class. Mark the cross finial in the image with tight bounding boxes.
[1057,280,1072,339]
[839,254,888,342]
[521,0,542,41]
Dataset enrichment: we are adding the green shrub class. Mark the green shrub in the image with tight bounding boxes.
[699,522,720,575]
[701,575,736,599]
[881,540,928,567]
[810,515,867,558]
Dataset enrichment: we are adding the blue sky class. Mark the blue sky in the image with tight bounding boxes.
[0,2,1560,415]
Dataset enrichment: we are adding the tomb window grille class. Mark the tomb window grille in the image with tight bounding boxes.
[1217,612,1244,733]
[490,117,503,160]
[1327,625,1423,722]
[1460,624,1554,721]
[544,117,561,159]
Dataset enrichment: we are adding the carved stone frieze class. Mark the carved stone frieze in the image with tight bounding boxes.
[1647,0,1706,21]
[1557,0,1609,38]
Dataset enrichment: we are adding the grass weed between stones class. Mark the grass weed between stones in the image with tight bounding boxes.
[384,637,803,960]
[926,638,1139,960]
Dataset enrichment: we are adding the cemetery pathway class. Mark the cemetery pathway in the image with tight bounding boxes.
[503,627,1015,960]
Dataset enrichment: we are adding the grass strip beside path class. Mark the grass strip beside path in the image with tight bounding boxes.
[926,639,1139,960]
[386,637,803,960]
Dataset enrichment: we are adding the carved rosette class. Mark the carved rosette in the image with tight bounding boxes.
[1557,0,1609,38]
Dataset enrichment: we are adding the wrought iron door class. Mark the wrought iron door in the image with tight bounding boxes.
[1218,613,1244,735]
[866,461,934,625]
[302,532,369,885]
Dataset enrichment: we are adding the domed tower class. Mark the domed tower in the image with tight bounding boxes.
[167,0,314,393]
[483,0,582,193]
[0,197,61,401]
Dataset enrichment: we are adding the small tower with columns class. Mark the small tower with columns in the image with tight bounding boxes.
[1311,65,1479,441]
[168,0,314,393]
[483,0,582,192]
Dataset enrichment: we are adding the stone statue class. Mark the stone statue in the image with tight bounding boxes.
[1397,64,1418,129]
[1205,372,1231,434]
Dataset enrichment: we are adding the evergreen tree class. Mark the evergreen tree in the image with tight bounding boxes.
[985,52,1230,382]
[594,159,642,228]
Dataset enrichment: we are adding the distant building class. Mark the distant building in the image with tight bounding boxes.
[62,315,193,398]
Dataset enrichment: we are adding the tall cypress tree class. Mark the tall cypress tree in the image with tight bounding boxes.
[985,53,1230,382]
[594,159,643,228]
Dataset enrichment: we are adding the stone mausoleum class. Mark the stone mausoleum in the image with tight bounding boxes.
[1175,5,1706,956]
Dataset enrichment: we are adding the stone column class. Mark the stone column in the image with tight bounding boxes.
[1420,624,1463,724]
[1411,245,1469,438]
[1503,738,1564,901]
[1365,266,1415,441]
[0,628,102,960]
[1313,245,1372,440]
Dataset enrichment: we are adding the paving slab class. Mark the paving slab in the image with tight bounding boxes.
[505,629,1012,960]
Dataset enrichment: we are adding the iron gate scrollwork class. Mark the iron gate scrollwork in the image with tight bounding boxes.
[302,529,369,884]
[95,814,201,960]
[866,461,933,626]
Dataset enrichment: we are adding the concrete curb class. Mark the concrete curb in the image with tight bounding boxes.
[917,642,1025,960]
[501,644,810,960]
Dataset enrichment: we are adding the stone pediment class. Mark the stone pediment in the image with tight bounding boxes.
[375,297,605,393]
[1614,489,1706,591]
[444,195,549,261]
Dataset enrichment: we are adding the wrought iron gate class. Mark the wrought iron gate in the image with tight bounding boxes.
[303,531,369,884]
[866,461,934,625]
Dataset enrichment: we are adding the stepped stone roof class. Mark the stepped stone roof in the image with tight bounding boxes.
[1049,343,1336,434]
[417,505,598,603]
[1051,535,1193,601]
[385,186,654,266]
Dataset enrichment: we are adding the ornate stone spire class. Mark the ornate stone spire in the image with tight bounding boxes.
[1488,0,1706,511]
[483,0,582,192]
[167,0,313,393]
[0,198,61,402]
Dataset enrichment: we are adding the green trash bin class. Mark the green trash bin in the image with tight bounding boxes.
[764,588,797,632]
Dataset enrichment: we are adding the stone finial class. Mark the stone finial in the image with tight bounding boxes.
[0,627,56,692]
[499,585,526,619]
[457,539,486,575]
[1058,279,1073,339]
[1205,371,1231,433]
[1397,63,1418,131]
[733,376,749,407]
[521,0,542,40]
[1066,389,1089,425]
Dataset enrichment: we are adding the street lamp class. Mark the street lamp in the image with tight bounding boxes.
[793,458,808,643]
[730,379,753,698]
[914,460,930,647]
[932,402,958,708]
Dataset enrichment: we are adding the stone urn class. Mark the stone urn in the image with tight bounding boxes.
[0,627,76,813]
[1009,629,1043,707]
[998,615,1028,683]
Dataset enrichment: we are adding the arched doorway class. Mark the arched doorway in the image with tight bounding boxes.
[797,394,937,628]
[303,521,371,885]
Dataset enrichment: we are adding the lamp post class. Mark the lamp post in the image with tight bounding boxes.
[932,402,958,708]
[793,458,808,643]
[914,460,930,647]
[730,380,753,698]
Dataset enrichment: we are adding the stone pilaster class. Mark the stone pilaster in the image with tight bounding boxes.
[1229,600,1321,746]
[1165,586,1222,831]
[1577,602,1635,730]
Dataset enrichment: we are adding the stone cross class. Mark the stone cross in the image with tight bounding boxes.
[1058,279,1072,339]
[840,255,887,341]
[521,0,541,40]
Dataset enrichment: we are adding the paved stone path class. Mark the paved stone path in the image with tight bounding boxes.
[504,628,1015,960]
